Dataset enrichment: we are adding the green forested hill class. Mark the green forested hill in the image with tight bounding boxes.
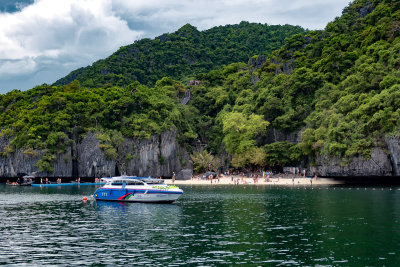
[53,22,306,88]
[1,0,400,174]
[185,0,400,169]
[0,79,194,171]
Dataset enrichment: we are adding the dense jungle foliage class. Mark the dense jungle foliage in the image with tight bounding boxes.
[1,0,400,173]
[186,0,400,170]
[54,22,306,88]
[0,79,196,171]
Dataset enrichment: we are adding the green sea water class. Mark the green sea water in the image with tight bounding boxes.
[0,184,399,266]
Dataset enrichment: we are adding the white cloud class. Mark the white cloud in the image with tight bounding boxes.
[112,0,351,32]
[0,0,351,93]
[0,0,142,92]
[0,57,36,76]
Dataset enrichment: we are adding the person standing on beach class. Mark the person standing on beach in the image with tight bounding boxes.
[172,172,175,183]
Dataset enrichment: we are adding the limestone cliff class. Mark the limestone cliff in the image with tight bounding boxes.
[2,128,400,178]
[260,128,400,178]
[308,136,400,177]
[309,147,392,177]
[385,136,400,176]
[0,129,190,178]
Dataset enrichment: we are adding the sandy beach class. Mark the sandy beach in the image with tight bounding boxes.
[166,175,343,186]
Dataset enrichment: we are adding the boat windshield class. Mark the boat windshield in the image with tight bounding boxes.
[140,178,164,184]
[125,180,145,185]
[105,176,165,185]
[111,179,145,186]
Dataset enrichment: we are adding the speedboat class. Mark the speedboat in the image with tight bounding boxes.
[93,176,183,203]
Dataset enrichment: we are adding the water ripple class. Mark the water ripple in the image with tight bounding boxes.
[0,184,399,265]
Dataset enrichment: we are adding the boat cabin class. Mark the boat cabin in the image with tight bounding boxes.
[106,176,165,186]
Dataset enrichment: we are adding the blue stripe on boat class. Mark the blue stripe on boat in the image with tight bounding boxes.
[32,183,105,187]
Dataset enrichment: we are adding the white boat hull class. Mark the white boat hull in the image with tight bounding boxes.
[93,187,183,203]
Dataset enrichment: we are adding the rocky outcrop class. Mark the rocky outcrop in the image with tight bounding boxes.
[2,128,400,178]
[176,169,193,180]
[0,129,191,178]
[76,130,188,177]
[0,136,72,177]
[257,126,400,178]
[248,55,266,69]
[263,127,302,144]
[309,147,392,177]
[77,132,115,178]
[124,130,189,177]
[358,1,374,18]
[386,136,400,176]
[307,135,400,177]
[270,58,295,75]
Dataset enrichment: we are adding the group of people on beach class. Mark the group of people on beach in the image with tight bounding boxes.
[208,175,220,184]
[186,170,320,185]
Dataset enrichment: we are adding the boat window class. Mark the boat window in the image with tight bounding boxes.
[144,179,164,184]
[125,180,144,185]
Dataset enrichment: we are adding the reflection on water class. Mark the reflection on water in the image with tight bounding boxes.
[0,184,399,266]
[95,201,182,239]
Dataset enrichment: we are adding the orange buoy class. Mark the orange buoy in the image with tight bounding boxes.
[83,196,88,201]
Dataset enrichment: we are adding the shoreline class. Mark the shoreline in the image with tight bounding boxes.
[166,175,343,186]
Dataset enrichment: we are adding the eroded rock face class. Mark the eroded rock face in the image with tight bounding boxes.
[2,130,400,178]
[263,127,301,144]
[176,169,193,180]
[307,136,400,177]
[77,132,115,178]
[249,55,266,69]
[0,129,191,178]
[358,1,374,18]
[122,130,189,177]
[386,136,400,176]
[310,147,392,177]
[0,136,72,177]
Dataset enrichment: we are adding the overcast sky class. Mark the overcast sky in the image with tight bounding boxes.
[0,0,351,94]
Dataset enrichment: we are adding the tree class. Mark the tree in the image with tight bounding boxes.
[190,150,221,173]
[222,112,269,168]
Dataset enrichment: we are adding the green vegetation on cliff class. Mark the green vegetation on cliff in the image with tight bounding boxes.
[185,0,400,168]
[1,0,400,173]
[54,22,306,88]
[0,79,194,171]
